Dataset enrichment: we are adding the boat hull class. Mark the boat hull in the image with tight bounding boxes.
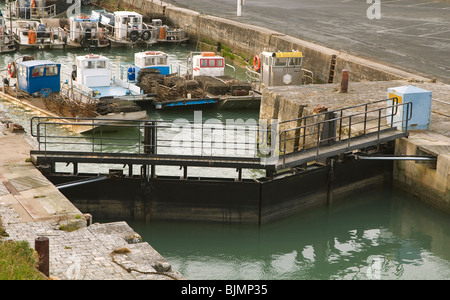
[0,44,16,53]
[154,98,220,110]
[70,110,149,134]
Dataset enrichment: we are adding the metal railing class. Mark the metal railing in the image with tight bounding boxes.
[100,22,158,45]
[6,3,57,20]
[58,26,111,47]
[0,33,15,51]
[276,97,412,166]
[29,97,412,169]
[12,24,66,47]
[30,116,269,161]
[162,29,188,41]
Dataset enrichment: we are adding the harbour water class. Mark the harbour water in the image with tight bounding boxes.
[1,37,449,280]
[127,187,450,280]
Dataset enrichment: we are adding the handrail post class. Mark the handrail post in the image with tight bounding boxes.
[302,119,306,151]
[91,119,95,153]
[37,122,41,151]
[364,104,368,134]
[282,131,287,168]
[347,115,352,149]
[316,123,321,159]
[44,123,47,156]
[390,97,397,127]
[144,121,157,155]
[377,109,382,145]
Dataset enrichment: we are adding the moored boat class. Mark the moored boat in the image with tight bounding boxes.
[57,15,110,49]
[71,53,153,104]
[10,19,66,50]
[92,10,157,47]
[134,51,259,110]
[5,0,57,20]
[150,19,189,44]
[1,56,149,134]
[0,10,16,53]
[132,50,177,77]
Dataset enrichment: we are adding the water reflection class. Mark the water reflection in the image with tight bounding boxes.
[131,188,450,280]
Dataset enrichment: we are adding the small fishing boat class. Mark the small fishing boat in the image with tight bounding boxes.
[0,10,16,53]
[133,50,177,77]
[5,0,57,20]
[92,10,157,47]
[71,54,154,105]
[10,19,66,50]
[150,19,189,44]
[58,15,110,49]
[134,51,259,110]
[1,57,148,134]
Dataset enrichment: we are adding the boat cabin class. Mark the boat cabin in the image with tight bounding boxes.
[190,52,225,77]
[75,54,110,87]
[134,51,171,76]
[17,60,61,94]
[258,51,303,87]
[68,15,100,44]
[94,10,155,45]
[113,11,143,40]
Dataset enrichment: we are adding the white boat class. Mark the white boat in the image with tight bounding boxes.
[186,51,227,79]
[150,19,189,44]
[0,10,16,53]
[132,50,177,77]
[5,0,57,20]
[93,10,157,47]
[59,15,110,49]
[134,51,258,110]
[72,54,153,104]
[10,20,66,50]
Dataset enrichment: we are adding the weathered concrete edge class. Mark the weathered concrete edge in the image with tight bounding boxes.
[393,132,450,214]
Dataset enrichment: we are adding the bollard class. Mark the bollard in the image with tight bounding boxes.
[340,69,349,93]
[35,236,49,277]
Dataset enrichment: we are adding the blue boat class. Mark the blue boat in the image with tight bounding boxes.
[3,56,148,134]
[16,60,61,95]
[155,98,220,110]
[133,50,176,77]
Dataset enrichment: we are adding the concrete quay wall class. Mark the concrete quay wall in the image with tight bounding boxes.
[394,131,450,214]
[259,80,450,215]
[114,0,430,84]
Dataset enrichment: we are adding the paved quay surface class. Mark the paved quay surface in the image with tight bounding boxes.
[0,119,184,280]
[162,0,450,84]
[264,79,450,137]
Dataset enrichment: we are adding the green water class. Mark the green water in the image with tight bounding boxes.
[130,188,450,280]
[1,21,449,280]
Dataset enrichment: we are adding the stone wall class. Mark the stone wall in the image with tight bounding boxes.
[393,132,450,214]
